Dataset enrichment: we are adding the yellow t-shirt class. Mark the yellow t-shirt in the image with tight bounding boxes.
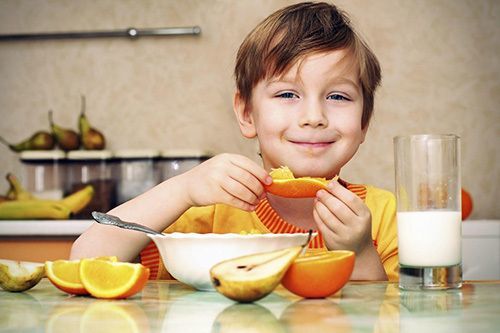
[140,182,399,281]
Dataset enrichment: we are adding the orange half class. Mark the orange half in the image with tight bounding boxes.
[45,256,117,295]
[281,250,355,298]
[79,259,150,299]
[265,166,336,198]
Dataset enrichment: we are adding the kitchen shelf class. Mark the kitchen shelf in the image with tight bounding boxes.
[0,220,92,236]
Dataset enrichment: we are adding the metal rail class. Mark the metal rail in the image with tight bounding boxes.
[0,26,201,41]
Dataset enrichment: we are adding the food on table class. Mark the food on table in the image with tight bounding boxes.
[281,250,355,298]
[49,110,80,151]
[265,166,337,198]
[45,256,117,295]
[0,259,45,292]
[79,258,150,299]
[210,244,306,302]
[78,95,106,150]
[239,229,262,235]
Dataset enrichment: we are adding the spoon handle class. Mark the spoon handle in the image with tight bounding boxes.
[91,211,163,236]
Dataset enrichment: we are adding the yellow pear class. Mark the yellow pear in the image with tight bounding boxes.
[0,259,45,292]
[210,245,304,303]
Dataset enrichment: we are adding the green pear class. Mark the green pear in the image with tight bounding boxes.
[78,95,106,150]
[210,245,304,303]
[0,131,55,152]
[49,110,80,151]
[0,259,45,292]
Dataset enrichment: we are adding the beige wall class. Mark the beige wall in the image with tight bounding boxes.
[0,0,498,219]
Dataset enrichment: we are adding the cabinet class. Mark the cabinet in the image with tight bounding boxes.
[0,220,91,261]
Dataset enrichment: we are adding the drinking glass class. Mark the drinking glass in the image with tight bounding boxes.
[394,134,462,290]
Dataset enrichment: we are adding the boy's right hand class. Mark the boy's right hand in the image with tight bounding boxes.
[180,153,272,211]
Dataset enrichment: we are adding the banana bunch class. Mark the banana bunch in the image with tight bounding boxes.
[0,173,94,220]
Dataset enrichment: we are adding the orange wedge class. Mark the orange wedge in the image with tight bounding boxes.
[79,259,150,299]
[265,166,336,198]
[281,250,355,298]
[45,256,117,295]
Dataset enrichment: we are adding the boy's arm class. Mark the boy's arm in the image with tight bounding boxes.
[70,175,192,262]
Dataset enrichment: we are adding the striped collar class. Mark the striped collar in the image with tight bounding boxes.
[255,180,367,249]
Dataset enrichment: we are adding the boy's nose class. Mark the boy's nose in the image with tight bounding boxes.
[299,104,328,128]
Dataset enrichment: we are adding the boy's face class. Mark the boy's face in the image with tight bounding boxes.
[235,49,366,178]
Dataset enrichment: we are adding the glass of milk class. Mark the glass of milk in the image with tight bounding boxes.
[394,134,462,290]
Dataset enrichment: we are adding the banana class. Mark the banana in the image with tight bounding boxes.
[5,173,35,201]
[60,185,94,214]
[0,200,72,220]
[0,173,94,219]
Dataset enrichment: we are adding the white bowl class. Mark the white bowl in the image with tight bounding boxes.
[147,232,315,291]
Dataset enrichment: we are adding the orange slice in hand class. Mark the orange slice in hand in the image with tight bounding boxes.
[45,256,117,295]
[79,259,150,299]
[265,166,336,198]
[281,250,355,298]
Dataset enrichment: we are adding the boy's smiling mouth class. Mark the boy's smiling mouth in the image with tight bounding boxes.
[288,140,335,148]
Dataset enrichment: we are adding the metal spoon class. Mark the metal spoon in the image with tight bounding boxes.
[91,211,164,236]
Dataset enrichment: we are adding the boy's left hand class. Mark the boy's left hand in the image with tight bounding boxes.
[313,180,373,254]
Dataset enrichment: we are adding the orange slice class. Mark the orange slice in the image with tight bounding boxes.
[79,259,150,299]
[45,256,117,295]
[281,250,355,298]
[265,166,336,198]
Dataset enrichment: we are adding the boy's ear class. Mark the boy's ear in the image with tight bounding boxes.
[233,91,257,138]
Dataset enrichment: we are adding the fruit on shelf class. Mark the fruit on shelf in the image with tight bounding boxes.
[0,259,45,292]
[78,95,106,150]
[210,245,306,302]
[281,250,355,298]
[265,166,338,198]
[5,173,35,201]
[60,185,94,214]
[0,174,94,219]
[0,200,72,220]
[49,110,80,151]
[0,131,55,152]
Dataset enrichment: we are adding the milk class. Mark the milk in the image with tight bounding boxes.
[397,211,461,267]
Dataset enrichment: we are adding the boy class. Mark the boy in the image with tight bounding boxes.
[71,2,398,281]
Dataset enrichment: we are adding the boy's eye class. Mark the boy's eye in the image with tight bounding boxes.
[327,94,350,101]
[277,92,298,99]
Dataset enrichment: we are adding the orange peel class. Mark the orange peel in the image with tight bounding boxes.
[265,166,337,198]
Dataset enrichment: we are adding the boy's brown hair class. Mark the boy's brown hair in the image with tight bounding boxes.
[235,1,381,128]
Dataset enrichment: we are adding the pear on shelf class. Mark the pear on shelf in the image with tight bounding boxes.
[210,232,312,303]
[49,110,80,151]
[78,95,106,150]
[0,131,55,152]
